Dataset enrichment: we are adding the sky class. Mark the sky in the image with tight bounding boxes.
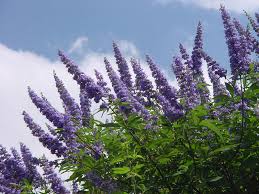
[0,0,258,158]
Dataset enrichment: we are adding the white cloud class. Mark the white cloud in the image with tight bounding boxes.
[68,36,88,54]
[154,0,259,13]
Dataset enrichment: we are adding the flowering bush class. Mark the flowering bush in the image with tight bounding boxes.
[0,6,258,194]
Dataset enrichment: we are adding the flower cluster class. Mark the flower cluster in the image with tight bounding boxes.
[1,6,258,194]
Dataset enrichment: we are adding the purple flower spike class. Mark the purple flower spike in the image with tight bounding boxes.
[172,56,200,109]
[220,6,248,76]
[23,111,67,157]
[232,19,251,72]
[255,13,259,24]
[85,171,117,192]
[80,89,92,127]
[94,69,111,95]
[46,124,57,136]
[179,44,194,70]
[113,42,133,88]
[28,87,64,128]
[146,55,182,111]
[105,58,151,119]
[156,94,183,121]
[92,142,104,160]
[0,185,20,194]
[245,11,259,36]
[131,58,154,99]
[191,22,204,75]
[233,18,257,54]
[3,154,27,184]
[202,51,227,98]
[104,57,131,108]
[54,72,82,127]
[20,143,43,187]
[41,157,70,194]
[58,50,104,103]
[190,22,210,103]
[0,144,11,161]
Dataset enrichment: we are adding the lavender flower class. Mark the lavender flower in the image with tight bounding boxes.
[20,143,43,187]
[80,89,92,127]
[131,58,154,100]
[61,112,81,151]
[41,157,69,194]
[28,87,64,128]
[54,72,82,127]
[220,6,247,76]
[23,111,67,157]
[58,50,104,103]
[256,13,259,24]
[92,142,104,160]
[190,22,210,103]
[202,51,227,98]
[233,18,257,54]
[191,22,203,76]
[0,145,11,162]
[46,124,57,136]
[146,55,182,111]
[105,57,132,112]
[85,171,117,192]
[232,19,251,72]
[245,11,259,36]
[0,185,20,194]
[156,94,183,121]
[179,44,192,69]
[3,154,26,184]
[113,42,133,88]
[94,69,111,95]
[172,56,200,109]
[105,58,151,119]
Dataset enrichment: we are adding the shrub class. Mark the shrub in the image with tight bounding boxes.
[0,5,258,194]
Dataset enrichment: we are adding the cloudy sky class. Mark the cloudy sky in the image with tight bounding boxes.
[0,0,258,157]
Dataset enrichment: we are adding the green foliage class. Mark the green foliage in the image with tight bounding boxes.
[58,65,259,193]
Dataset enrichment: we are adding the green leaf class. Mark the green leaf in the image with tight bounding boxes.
[209,144,239,155]
[209,176,223,182]
[112,167,130,175]
[199,120,223,141]
[98,123,121,128]
[225,82,234,97]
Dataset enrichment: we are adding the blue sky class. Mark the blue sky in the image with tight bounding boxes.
[0,0,258,156]
[0,0,252,66]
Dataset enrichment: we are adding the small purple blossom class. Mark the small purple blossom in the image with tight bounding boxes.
[95,69,111,95]
[191,22,210,103]
[54,72,82,127]
[131,58,154,100]
[20,143,43,187]
[23,111,67,157]
[202,51,227,98]
[58,50,104,103]
[146,55,182,111]
[85,171,117,192]
[28,87,64,128]
[172,56,200,109]
[113,42,133,88]
[41,157,70,194]
[156,94,183,121]
[105,58,151,119]
[220,6,247,76]
[80,89,92,127]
